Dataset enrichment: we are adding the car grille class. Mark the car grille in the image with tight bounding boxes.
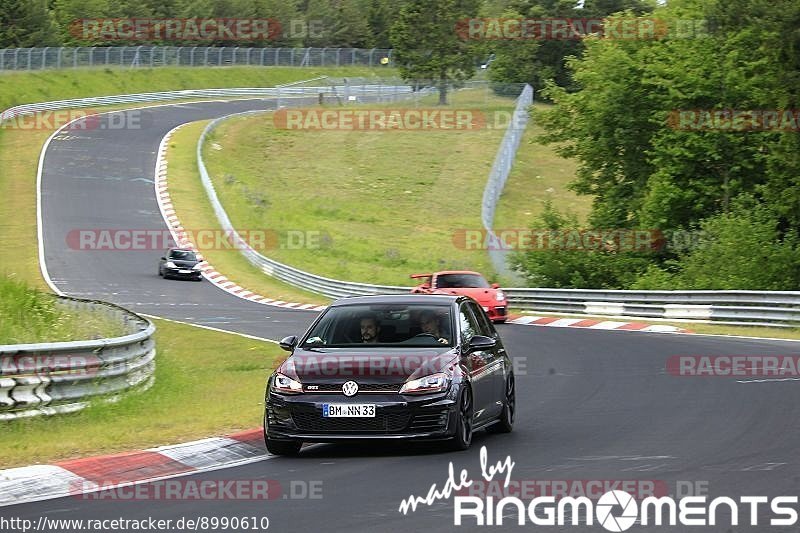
[302,382,402,394]
[496,307,507,316]
[408,409,450,432]
[291,405,410,433]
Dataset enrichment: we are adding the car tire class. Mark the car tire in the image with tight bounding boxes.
[447,386,473,451]
[487,374,514,434]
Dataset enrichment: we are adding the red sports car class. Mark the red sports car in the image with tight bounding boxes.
[410,271,508,323]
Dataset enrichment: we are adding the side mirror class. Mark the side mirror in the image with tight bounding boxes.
[465,335,496,354]
[160,257,166,261]
[491,283,500,289]
[279,335,298,352]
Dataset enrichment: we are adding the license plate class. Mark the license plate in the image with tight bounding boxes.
[179,269,193,274]
[322,404,375,417]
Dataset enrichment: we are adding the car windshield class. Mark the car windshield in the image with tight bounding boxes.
[169,250,197,261]
[436,273,490,288]
[301,304,454,348]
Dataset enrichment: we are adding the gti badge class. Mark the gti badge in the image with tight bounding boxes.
[342,380,359,397]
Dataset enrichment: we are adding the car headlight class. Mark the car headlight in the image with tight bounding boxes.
[164,261,177,268]
[399,372,450,395]
[495,290,505,301]
[273,373,303,394]
[192,263,203,270]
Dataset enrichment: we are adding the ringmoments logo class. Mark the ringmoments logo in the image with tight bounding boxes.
[398,448,800,530]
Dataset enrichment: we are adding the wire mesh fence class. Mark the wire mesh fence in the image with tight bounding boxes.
[0,46,395,71]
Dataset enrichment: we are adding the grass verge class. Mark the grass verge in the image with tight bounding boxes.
[493,103,591,228]
[0,66,393,112]
[202,88,515,286]
[0,317,284,468]
[166,121,328,304]
[0,276,125,344]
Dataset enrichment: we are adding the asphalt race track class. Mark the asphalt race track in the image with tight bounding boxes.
[6,102,800,531]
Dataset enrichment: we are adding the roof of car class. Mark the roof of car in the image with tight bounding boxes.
[331,294,463,307]
[433,270,482,276]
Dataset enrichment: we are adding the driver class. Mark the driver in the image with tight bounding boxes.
[418,310,449,344]
[360,314,381,343]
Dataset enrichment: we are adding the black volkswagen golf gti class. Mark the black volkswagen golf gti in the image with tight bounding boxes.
[264,294,515,455]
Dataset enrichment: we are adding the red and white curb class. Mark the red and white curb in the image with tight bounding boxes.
[0,429,267,507]
[154,125,326,312]
[508,315,689,333]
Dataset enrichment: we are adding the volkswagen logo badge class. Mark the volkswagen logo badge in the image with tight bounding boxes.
[342,380,359,397]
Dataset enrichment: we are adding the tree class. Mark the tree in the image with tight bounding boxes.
[390,0,479,104]
[0,0,60,47]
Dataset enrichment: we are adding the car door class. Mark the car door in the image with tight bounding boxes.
[458,302,496,423]
[468,300,506,418]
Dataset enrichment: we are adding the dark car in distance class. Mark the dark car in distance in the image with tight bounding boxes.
[158,248,203,280]
[263,294,515,456]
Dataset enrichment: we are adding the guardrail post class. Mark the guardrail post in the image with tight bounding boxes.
[27,48,32,70]
[41,47,48,70]
[218,47,224,66]
[368,48,374,67]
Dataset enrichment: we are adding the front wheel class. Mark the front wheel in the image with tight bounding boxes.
[447,386,473,451]
[488,374,515,434]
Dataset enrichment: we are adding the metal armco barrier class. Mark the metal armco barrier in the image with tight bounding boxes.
[0,81,414,123]
[481,84,532,281]
[504,288,800,327]
[0,298,155,420]
[0,46,394,71]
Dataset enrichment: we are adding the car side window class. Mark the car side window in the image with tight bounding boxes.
[468,301,495,337]
[458,304,480,346]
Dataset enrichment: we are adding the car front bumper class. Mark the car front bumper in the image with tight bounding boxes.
[265,392,459,442]
[163,267,202,279]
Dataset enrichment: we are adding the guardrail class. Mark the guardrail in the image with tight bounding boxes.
[481,84,533,281]
[0,46,394,71]
[0,297,156,420]
[0,81,416,123]
[504,288,800,327]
